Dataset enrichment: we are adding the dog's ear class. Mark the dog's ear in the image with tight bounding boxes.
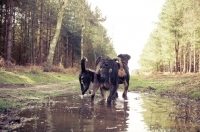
[125,54,131,61]
[117,54,131,61]
[117,54,122,58]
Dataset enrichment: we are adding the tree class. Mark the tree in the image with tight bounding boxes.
[39,0,44,64]
[6,0,14,64]
[44,0,68,72]
[0,0,115,69]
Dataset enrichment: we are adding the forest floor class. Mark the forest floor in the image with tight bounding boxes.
[1,66,200,130]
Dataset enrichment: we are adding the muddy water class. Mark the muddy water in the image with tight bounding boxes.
[16,90,200,132]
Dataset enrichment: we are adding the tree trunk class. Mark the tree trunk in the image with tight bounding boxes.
[199,51,200,73]
[193,30,196,73]
[174,41,179,73]
[81,25,84,59]
[180,47,182,74]
[6,0,14,63]
[31,11,34,65]
[0,2,3,57]
[189,43,192,73]
[44,0,68,72]
[183,46,186,73]
[39,0,44,65]
[71,39,74,68]
[12,6,15,57]
[46,0,50,62]
[64,32,69,68]
[193,43,196,73]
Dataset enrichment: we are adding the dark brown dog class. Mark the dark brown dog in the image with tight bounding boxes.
[91,56,119,104]
[117,54,131,98]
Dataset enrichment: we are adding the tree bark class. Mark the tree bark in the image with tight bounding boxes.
[199,51,200,73]
[189,43,192,73]
[193,30,196,73]
[64,31,68,68]
[44,0,68,72]
[81,25,84,59]
[174,41,179,73]
[46,0,50,62]
[6,0,14,63]
[194,43,196,73]
[183,46,186,73]
[39,0,44,65]
[31,11,34,65]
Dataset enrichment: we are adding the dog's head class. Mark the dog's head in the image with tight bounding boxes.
[117,54,131,65]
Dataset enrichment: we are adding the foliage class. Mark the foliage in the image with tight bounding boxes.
[139,0,200,73]
[0,0,116,69]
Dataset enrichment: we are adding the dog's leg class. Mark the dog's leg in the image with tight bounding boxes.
[100,87,107,100]
[122,80,128,98]
[107,83,118,104]
[88,82,92,94]
[82,82,90,95]
[79,77,84,94]
[115,91,118,98]
[91,77,100,102]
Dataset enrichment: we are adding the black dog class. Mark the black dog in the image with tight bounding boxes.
[79,57,95,95]
[91,56,119,104]
[117,54,131,98]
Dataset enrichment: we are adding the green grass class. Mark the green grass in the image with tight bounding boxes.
[129,74,200,98]
[0,67,79,110]
[129,75,153,89]
[129,75,176,92]
[0,70,77,84]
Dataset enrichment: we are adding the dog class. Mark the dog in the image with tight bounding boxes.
[91,56,119,104]
[79,57,95,95]
[117,54,131,98]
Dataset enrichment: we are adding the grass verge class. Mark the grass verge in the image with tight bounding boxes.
[129,73,200,99]
[0,66,79,111]
[0,66,77,84]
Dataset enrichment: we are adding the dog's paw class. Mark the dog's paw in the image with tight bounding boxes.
[79,95,84,99]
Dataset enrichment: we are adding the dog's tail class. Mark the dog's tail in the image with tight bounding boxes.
[81,57,87,72]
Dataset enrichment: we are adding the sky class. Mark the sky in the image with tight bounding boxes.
[86,0,166,71]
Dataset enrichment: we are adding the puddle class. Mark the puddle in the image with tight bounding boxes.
[15,90,148,132]
[15,90,200,132]
[142,94,200,132]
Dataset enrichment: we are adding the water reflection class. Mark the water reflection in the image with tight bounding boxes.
[16,91,148,132]
[142,94,200,132]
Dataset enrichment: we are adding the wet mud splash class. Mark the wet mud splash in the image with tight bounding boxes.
[15,91,148,132]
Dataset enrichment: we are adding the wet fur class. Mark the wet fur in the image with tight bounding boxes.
[117,54,131,98]
[79,57,95,95]
[91,56,119,104]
